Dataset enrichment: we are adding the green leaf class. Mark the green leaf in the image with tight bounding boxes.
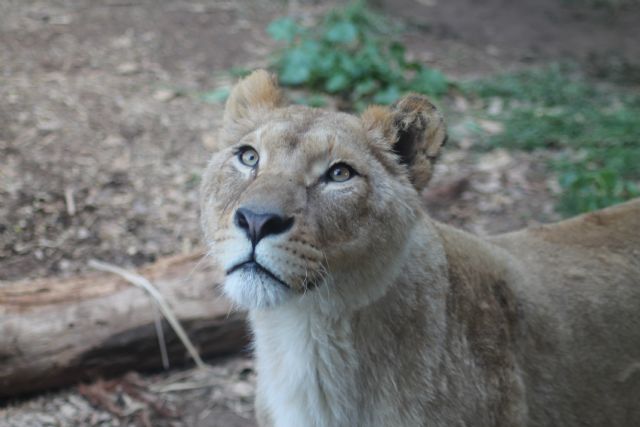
[325,73,350,93]
[389,42,406,66]
[354,79,377,97]
[267,18,300,43]
[338,54,361,78]
[559,171,578,188]
[325,21,358,43]
[278,47,316,85]
[373,85,401,104]
[410,68,449,96]
[316,51,339,74]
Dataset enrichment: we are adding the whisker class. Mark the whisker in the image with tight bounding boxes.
[181,252,210,286]
[301,264,310,298]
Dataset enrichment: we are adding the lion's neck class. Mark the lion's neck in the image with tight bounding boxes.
[251,304,360,427]
[251,219,456,427]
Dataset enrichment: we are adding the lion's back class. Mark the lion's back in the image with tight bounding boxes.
[490,198,640,426]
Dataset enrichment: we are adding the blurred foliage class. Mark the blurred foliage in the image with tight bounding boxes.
[198,87,230,104]
[267,0,448,110]
[262,3,639,217]
[465,65,640,215]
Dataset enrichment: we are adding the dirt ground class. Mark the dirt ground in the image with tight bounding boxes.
[1,0,638,426]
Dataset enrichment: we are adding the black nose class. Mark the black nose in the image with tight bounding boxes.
[234,207,294,246]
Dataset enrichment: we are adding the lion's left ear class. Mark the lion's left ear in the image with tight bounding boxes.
[362,94,447,191]
[224,69,282,122]
[219,70,283,148]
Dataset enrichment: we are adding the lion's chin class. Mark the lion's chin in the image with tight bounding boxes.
[223,263,293,309]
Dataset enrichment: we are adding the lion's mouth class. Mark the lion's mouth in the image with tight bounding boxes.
[226,260,291,289]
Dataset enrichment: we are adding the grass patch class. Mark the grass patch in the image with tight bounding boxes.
[464,65,640,215]
[267,0,448,110]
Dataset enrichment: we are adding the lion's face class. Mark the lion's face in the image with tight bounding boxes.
[201,71,446,310]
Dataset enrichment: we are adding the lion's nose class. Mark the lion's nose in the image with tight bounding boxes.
[234,207,294,246]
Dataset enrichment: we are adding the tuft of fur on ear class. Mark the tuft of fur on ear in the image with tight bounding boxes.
[224,70,282,122]
[362,94,447,191]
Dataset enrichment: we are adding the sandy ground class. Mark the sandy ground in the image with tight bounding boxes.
[1,0,638,425]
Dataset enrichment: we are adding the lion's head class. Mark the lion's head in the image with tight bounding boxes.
[200,70,446,310]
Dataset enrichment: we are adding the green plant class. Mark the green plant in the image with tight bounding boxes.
[557,162,639,214]
[465,65,640,215]
[267,1,448,110]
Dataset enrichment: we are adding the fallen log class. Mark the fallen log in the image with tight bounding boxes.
[0,252,249,400]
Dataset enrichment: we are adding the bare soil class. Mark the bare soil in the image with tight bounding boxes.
[384,0,640,80]
[1,0,638,426]
[0,0,278,282]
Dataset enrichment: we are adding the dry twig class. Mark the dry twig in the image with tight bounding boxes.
[88,259,207,370]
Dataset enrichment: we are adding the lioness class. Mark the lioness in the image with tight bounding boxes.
[200,70,640,427]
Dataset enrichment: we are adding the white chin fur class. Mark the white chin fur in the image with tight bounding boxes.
[213,233,253,272]
[224,268,292,309]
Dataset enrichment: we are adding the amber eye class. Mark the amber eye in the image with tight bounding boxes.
[238,146,259,167]
[327,163,355,183]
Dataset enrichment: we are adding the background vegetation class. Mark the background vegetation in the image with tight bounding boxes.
[265,1,639,216]
[267,0,448,110]
[464,66,640,214]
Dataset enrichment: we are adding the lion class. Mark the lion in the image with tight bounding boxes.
[200,70,640,427]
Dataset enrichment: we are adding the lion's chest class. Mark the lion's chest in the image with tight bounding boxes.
[251,310,361,427]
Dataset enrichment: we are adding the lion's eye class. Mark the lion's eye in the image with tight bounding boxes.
[327,163,355,183]
[238,146,259,167]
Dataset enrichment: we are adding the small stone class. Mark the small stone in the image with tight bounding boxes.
[59,259,71,271]
[487,97,504,116]
[67,394,90,411]
[144,241,159,254]
[477,149,513,172]
[117,62,139,75]
[50,14,73,25]
[37,119,62,134]
[453,96,469,113]
[59,402,77,417]
[77,227,90,240]
[103,134,125,147]
[99,223,122,241]
[132,201,149,215]
[112,33,133,49]
[35,413,58,425]
[153,88,178,102]
[477,119,504,135]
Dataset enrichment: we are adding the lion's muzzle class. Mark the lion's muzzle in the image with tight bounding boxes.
[234,207,294,247]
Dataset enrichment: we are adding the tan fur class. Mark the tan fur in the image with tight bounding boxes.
[200,70,640,427]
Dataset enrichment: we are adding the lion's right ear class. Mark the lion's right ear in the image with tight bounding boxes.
[361,94,447,191]
[223,70,282,127]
